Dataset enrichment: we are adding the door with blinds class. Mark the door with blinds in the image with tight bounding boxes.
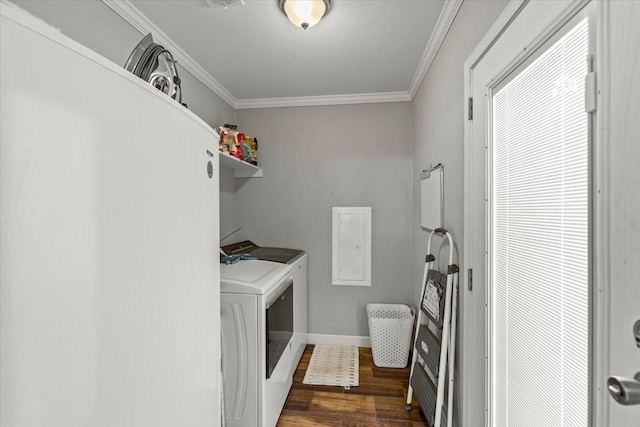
[463,1,597,426]
[489,14,590,427]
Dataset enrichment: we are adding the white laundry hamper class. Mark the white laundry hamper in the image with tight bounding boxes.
[366,303,415,368]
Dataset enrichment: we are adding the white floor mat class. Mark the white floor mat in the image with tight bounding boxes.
[302,344,359,387]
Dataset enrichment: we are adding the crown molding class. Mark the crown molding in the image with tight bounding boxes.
[102,0,459,110]
[102,0,237,108]
[235,91,411,110]
[408,0,463,99]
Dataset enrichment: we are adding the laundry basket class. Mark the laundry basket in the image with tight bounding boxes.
[366,303,415,368]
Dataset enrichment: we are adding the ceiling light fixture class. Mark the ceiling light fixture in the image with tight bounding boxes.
[279,0,331,30]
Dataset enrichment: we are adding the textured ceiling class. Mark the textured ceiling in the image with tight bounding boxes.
[128,0,448,102]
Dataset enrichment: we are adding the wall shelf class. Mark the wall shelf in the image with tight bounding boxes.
[219,151,263,178]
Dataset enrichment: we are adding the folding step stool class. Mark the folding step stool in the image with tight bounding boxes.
[405,228,459,427]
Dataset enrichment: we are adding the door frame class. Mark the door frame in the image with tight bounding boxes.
[462,0,611,425]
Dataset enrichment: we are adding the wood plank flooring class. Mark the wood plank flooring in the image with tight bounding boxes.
[277,345,429,427]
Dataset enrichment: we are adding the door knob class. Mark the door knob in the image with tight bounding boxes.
[607,372,640,405]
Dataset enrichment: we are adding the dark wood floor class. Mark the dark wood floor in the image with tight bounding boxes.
[277,345,429,427]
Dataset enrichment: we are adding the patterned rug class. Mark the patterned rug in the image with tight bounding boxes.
[302,344,359,387]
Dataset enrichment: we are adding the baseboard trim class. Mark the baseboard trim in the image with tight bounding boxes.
[307,333,371,348]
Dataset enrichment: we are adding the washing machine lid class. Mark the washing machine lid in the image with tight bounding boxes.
[220,260,291,295]
[221,240,305,264]
[250,247,305,265]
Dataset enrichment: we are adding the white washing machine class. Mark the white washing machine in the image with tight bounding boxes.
[220,260,296,427]
[221,241,308,367]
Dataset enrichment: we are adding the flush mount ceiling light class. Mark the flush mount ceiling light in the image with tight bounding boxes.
[279,0,331,30]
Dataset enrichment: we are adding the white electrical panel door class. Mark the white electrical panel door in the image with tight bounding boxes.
[332,207,372,286]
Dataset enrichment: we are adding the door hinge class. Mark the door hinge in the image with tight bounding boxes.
[468,268,473,291]
[585,54,597,113]
[468,97,473,120]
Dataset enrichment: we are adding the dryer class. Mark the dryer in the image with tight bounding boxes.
[220,260,295,427]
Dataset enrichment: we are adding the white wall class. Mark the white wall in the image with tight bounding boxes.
[412,0,509,424]
[235,103,414,337]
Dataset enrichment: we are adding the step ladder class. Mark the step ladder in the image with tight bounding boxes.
[405,228,459,427]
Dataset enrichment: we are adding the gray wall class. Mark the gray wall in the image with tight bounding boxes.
[11,0,505,347]
[12,0,238,233]
[412,0,509,305]
[220,170,240,242]
[411,0,509,424]
[235,103,414,337]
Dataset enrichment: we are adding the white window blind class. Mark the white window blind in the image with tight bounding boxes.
[491,17,589,427]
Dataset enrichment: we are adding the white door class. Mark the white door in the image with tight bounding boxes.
[464,0,640,425]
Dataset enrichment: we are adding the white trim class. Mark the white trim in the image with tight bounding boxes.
[483,0,590,90]
[462,4,526,425]
[101,0,237,108]
[408,0,463,98]
[101,0,459,109]
[234,92,411,110]
[592,0,610,424]
[307,334,371,348]
[463,1,530,72]
[1,0,61,36]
